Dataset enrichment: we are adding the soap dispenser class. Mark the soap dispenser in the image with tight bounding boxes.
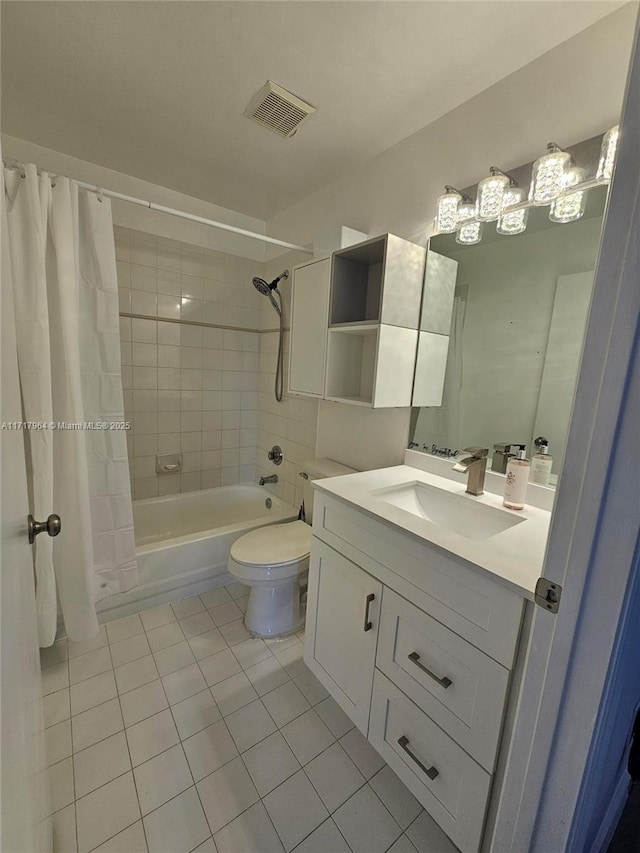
[530,437,553,486]
[503,445,530,510]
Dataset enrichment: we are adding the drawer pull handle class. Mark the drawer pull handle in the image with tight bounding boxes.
[363,593,375,632]
[397,735,439,780]
[408,652,452,689]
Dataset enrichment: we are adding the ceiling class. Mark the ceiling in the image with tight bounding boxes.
[1,1,625,220]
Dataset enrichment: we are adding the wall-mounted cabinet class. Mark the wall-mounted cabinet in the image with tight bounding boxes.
[288,257,331,398]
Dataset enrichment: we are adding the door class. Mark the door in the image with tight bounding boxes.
[288,258,330,397]
[304,537,382,733]
[1,198,52,851]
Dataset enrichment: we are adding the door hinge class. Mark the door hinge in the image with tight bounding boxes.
[535,577,562,614]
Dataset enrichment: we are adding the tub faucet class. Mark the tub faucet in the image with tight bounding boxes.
[453,447,488,496]
[259,474,278,486]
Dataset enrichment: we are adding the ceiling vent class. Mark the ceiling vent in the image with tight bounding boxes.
[244,81,316,138]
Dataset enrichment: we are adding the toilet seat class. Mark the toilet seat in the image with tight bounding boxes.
[228,521,311,582]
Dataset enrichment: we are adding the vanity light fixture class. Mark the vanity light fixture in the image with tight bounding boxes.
[496,187,529,235]
[476,167,516,222]
[549,169,587,224]
[436,186,472,234]
[529,143,573,206]
[456,219,483,245]
[597,125,619,181]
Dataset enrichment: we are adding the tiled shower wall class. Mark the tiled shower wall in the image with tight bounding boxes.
[116,227,263,499]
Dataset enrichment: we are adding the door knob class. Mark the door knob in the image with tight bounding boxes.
[28,514,62,544]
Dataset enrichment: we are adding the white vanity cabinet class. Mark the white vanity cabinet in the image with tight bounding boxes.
[303,491,526,853]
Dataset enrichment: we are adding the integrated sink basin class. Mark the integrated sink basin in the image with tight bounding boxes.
[369,480,525,541]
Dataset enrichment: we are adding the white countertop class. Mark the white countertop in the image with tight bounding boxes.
[313,462,552,599]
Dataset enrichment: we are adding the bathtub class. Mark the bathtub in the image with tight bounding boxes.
[98,484,298,622]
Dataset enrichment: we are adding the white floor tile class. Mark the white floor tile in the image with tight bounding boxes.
[144,787,210,853]
[224,582,249,601]
[245,656,290,697]
[172,688,221,739]
[210,672,258,717]
[146,621,185,652]
[76,772,140,853]
[197,756,259,835]
[115,655,160,695]
[273,641,306,678]
[68,626,107,659]
[109,633,152,668]
[292,818,351,853]
[370,766,423,830]
[209,601,243,627]
[52,803,77,853]
[340,728,386,780]
[191,839,216,853]
[162,662,207,704]
[126,709,179,766]
[182,720,238,781]
[281,710,335,766]
[188,628,227,661]
[219,619,251,647]
[262,682,310,728]
[387,834,420,853]
[140,604,176,633]
[305,743,365,812]
[315,696,355,738]
[106,614,144,645]
[45,719,72,766]
[243,731,300,797]
[73,731,131,798]
[92,820,148,852]
[214,802,284,853]
[333,785,401,853]
[293,669,329,706]
[225,699,277,752]
[42,662,70,696]
[72,697,123,753]
[198,648,242,687]
[232,638,272,670]
[44,689,71,728]
[49,757,74,813]
[70,671,117,716]
[405,810,459,853]
[153,641,196,677]
[200,587,232,610]
[180,610,216,638]
[134,744,192,814]
[41,637,69,669]
[171,595,206,619]
[69,646,112,686]
[264,634,299,654]
[120,680,168,728]
[263,770,329,852]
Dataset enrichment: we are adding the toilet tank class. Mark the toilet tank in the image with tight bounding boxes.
[301,457,357,523]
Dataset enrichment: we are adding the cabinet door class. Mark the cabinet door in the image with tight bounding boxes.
[288,258,330,397]
[304,537,382,733]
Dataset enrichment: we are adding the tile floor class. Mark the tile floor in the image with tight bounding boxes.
[41,583,457,853]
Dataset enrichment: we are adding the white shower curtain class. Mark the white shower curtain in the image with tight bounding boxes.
[4,163,137,645]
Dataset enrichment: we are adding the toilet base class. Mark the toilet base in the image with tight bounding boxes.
[243,578,305,638]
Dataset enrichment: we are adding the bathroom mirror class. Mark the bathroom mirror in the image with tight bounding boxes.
[409,184,607,485]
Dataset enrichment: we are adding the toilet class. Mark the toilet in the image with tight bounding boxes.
[228,458,356,638]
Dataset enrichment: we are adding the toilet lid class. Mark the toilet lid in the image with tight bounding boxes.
[230,521,312,567]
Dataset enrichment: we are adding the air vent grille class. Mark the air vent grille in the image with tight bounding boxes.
[244,81,316,138]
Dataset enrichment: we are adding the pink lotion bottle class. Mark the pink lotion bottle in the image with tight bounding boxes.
[503,446,530,510]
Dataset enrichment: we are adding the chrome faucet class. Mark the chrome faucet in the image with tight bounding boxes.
[453,447,488,496]
[259,474,278,486]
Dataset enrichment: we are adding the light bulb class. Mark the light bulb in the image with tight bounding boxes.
[435,188,462,233]
[529,143,572,206]
[477,170,510,221]
[456,220,483,245]
[549,170,586,223]
[597,125,619,181]
[497,187,529,235]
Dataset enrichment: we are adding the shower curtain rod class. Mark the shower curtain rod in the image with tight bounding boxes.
[2,160,312,254]
[74,181,314,254]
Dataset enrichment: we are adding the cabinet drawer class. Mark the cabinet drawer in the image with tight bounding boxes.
[369,671,490,853]
[377,589,509,772]
[314,492,524,667]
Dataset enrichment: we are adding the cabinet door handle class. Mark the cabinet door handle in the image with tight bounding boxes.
[397,735,439,780]
[408,652,452,689]
[363,593,375,632]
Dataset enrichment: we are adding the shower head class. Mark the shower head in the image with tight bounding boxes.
[251,270,289,316]
[252,276,272,296]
